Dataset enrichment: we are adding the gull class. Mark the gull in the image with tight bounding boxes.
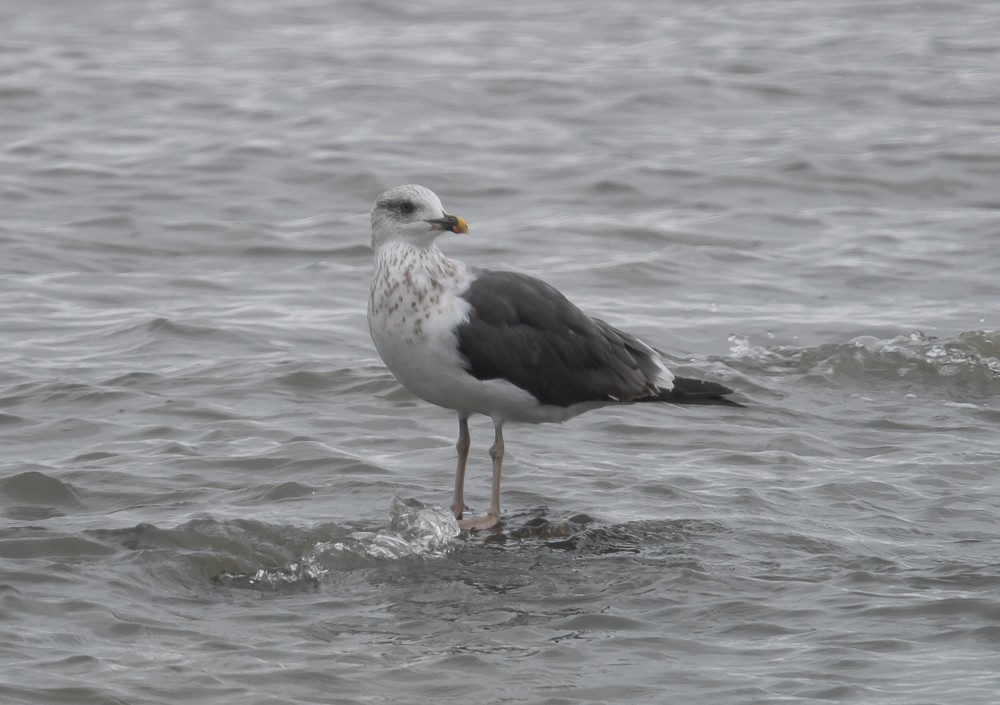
[367,185,741,531]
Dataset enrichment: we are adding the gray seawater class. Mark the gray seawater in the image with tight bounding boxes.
[3,0,1000,703]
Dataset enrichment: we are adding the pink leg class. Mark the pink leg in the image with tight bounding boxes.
[458,420,503,531]
[451,415,470,519]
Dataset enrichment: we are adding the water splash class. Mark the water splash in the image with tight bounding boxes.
[324,497,460,560]
[245,555,329,590]
[847,331,1000,378]
[728,333,754,359]
[217,498,460,591]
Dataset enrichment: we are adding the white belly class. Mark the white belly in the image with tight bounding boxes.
[368,243,547,421]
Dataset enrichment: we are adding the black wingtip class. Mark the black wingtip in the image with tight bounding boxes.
[648,376,746,408]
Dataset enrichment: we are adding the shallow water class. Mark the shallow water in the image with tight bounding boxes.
[3,0,1000,703]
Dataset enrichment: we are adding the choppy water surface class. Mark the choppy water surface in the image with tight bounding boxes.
[3,1,1000,703]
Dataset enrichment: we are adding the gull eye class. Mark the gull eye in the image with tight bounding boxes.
[398,201,416,215]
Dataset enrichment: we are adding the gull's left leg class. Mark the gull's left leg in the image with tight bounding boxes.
[451,414,471,519]
[458,419,503,531]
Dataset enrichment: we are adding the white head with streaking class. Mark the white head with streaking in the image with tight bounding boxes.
[370,184,469,250]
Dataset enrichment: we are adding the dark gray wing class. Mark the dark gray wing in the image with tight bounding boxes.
[646,377,742,407]
[455,269,664,407]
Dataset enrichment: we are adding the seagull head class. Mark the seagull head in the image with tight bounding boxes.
[370,184,469,250]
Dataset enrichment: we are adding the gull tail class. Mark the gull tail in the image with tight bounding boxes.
[645,376,745,407]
